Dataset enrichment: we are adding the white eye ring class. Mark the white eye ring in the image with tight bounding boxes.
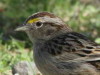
[35,21,43,28]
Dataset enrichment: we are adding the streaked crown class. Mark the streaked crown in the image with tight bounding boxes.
[24,12,65,25]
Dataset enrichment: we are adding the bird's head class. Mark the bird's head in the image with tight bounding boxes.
[15,12,72,42]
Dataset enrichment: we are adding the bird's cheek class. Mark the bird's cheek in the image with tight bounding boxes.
[45,29,56,36]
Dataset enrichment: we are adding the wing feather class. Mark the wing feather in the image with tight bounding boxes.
[47,32,100,70]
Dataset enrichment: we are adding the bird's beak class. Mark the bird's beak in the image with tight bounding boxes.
[15,25,28,31]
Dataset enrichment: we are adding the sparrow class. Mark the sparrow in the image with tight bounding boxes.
[15,12,100,75]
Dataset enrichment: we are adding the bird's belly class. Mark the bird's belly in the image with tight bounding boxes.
[34,56,100,75]
[33,48,99,75]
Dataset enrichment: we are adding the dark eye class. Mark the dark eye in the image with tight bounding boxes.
[36,22,43,27]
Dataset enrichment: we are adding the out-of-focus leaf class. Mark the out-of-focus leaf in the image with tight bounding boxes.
[95,38,100,44]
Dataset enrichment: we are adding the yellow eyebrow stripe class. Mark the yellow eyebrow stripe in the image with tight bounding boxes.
[27,18,40,23]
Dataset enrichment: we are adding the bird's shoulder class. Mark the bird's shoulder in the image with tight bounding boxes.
[44,32,100,70]
[45,32,99,55]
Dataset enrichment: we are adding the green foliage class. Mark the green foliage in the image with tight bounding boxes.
[0,38,32,74]
[95,38,100,44]
[0,0,100,74]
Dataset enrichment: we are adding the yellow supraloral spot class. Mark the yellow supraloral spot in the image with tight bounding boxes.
[27,18,40,23]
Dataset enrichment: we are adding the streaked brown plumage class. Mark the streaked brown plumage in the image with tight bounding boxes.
[16,12,100,75]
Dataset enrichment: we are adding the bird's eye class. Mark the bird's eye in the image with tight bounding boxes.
[36,22,43,27]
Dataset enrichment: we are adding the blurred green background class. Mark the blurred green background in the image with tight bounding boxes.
[0,0,100,75]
